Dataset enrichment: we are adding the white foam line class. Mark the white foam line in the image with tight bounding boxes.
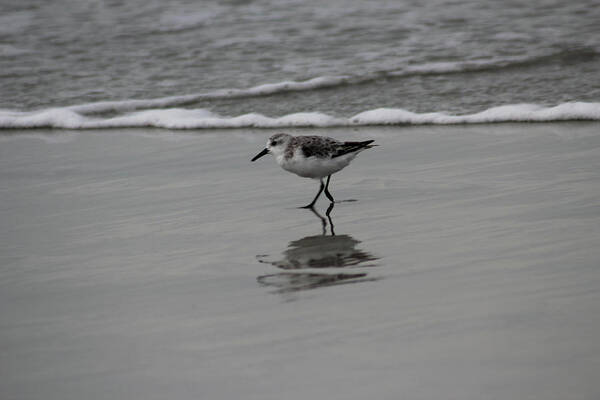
[1,102,599,130]
[67,76,352,114]
[350,103,600,124]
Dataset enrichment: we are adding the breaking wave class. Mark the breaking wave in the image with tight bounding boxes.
[1,102,599,129]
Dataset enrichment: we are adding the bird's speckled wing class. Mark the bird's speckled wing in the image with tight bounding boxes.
[289,136,340,159]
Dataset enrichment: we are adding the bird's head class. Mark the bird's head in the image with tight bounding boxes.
[251,133,292,161]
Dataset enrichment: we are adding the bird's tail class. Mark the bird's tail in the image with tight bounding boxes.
[360,140,377,149]
[332,140,377,158]
[347,140,377,150]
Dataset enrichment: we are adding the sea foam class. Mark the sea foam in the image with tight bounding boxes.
[1,102,599,129]
[350,103,600,125]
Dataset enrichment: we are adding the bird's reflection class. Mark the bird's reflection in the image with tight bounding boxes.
[257,204,379,295]
[311,202,336,236]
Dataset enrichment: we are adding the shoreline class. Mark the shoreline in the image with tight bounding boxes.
[1,102,600,130]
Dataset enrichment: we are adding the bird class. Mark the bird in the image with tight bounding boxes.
[251,133,376,208]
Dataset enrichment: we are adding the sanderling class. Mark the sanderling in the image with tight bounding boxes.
[251,133,376,208]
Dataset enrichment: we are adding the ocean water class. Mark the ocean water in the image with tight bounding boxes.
[1,0,600,128]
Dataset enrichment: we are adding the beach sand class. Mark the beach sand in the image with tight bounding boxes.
[1,123,599,399]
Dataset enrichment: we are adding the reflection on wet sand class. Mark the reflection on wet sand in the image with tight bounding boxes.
[256,272,376,294]
[311,202,336,236]
[257,205,379,294]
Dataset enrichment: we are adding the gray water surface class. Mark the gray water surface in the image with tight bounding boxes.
[2,0,599,114]
[1,124,599,399]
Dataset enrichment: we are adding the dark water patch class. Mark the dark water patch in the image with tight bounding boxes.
[257,272,379,294]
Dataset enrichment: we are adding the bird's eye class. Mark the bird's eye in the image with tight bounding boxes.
[270,141,277,146]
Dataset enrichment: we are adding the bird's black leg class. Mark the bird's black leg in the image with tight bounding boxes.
[300,179,324,209]
[324,175,335,203]
[308,207,327,235]
[325,202,335,236]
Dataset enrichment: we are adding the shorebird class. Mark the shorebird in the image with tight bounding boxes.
[251,133,375,208]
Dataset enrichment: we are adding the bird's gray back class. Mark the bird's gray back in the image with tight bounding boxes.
[286,136,340,159]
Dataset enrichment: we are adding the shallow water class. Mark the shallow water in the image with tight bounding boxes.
[1,0,600,121]
[1,124,599,399]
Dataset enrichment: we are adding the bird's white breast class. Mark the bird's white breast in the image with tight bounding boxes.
[276,150,357,179]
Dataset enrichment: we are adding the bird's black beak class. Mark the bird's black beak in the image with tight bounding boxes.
[251,148,269,162]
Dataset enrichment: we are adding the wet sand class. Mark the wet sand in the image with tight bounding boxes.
[1,123,599,399]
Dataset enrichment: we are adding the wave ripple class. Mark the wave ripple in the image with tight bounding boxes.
[1,102,599,130]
